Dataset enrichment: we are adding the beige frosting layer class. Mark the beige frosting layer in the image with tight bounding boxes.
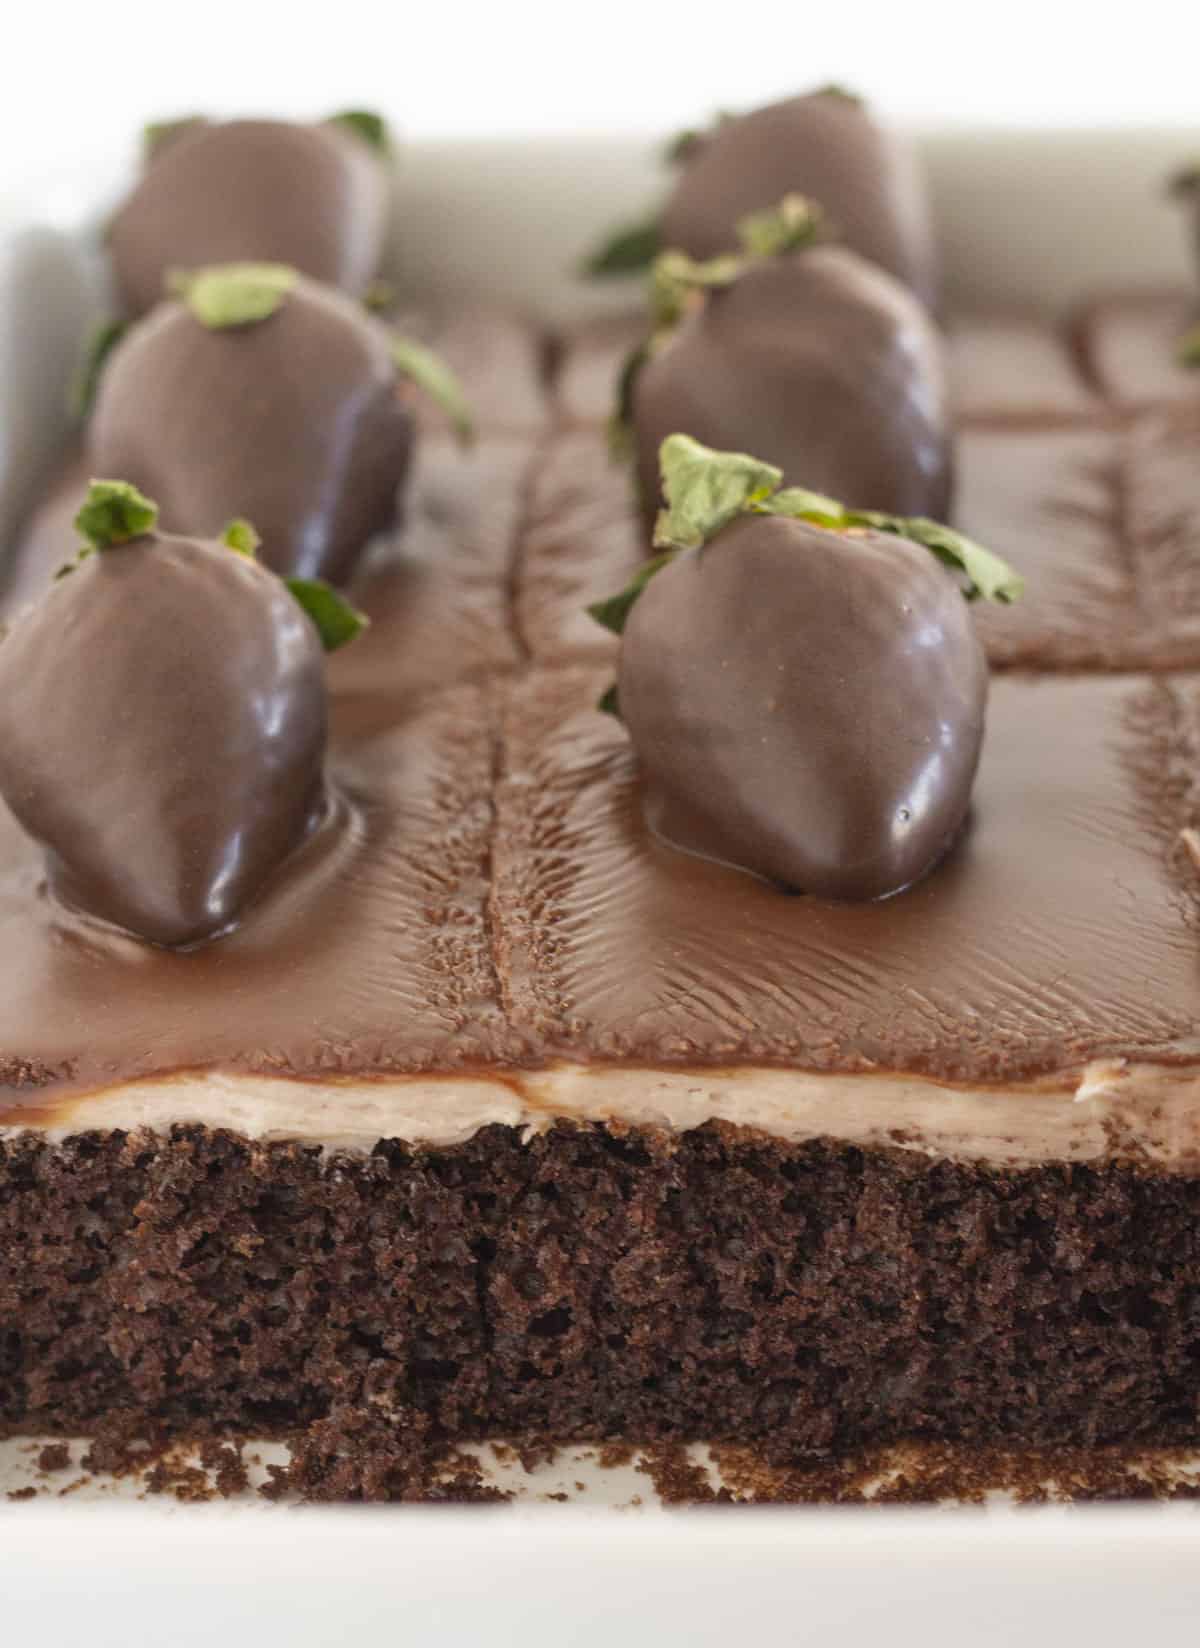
[4,1059,1200,1169]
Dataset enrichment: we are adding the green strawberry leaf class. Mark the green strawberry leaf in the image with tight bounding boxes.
[74,480,159,552]
[390,335,474,443]
[654,434,782,551]
[169,262,298,329]
[581,215,662,277]
[220,518,262,558]
[67,318,126,420]
[328,109,390,152]
[284,577,369,652]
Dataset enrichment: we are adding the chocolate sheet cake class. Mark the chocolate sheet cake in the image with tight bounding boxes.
[4,105,1200,1500]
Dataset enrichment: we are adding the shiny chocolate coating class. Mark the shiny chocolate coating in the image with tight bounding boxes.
[633,247,951,530]
[0,533,328,948]
[616,513,988,900]
[89,278,413,585]
[108,119,388,317]
[660,90,938,310]
[2,313,1200,1106]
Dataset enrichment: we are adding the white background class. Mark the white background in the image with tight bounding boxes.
[3,0,1200,194]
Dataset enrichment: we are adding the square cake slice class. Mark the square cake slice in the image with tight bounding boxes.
[5,305,1200,1494]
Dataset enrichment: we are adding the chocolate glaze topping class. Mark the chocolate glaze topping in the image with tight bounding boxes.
[660,90,939,310]
[948,312,1101,423]
[108,119,388,317]
[1074,291,1200,410]
[632,249,951,528]
[3,308,1200,1106]
[491,666,1200,1080]
[0,530,328,948]
[1,660,1198,1099]
[89,277,413,585]
[616,514,988,899]
[0,680,512,1092]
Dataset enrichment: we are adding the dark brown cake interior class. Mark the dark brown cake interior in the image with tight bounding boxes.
[8,1124,1200,1468]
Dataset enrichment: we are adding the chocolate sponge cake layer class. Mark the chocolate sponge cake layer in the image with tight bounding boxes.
[4,1123,1200,1458]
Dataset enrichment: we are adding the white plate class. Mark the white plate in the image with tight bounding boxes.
[4,1498,1200,1647]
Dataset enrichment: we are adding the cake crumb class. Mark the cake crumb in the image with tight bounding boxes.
[596,1443,635,1469]
[198,1440,250,1498]
[516,1439,558,1473]
[145,1459,214,1503]
[704,1439,1200,1507]
[636,1444,718,1504]
[7,1486,37,1501]
[262,1405,512,1505]
[37,1443,71,1474]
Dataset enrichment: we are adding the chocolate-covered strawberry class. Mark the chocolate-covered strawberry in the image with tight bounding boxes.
[108,112,391,317]
[623,199,951,529]
[0,482,365,949]
[590,436,1023,901]
[88,263,471,586]
[586,86,937,310]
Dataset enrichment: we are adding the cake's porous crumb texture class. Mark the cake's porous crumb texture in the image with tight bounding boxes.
[4,1121,1200,1489]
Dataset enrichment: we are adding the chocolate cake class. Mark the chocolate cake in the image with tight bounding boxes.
[4,106,1200,1502]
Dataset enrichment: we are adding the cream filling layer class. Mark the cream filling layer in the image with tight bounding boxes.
[3,1058,1200,1169]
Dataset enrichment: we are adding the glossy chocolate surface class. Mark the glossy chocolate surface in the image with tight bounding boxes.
[0,532,327,948]
[1074,291,1200,410]
[89,278,413,585]
[108,119,388,317]
[547,317,1200,673]
[632,249,951,527]
[616,516,988,899]
[492,666,1200,1080]
[517,430,644,664]
[385,304,551,436]
[948,312,1102,423]
[660,91,939,310]
[2,306,1200,1105]
[0,679,514,1091]
[960,416,1200,670]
